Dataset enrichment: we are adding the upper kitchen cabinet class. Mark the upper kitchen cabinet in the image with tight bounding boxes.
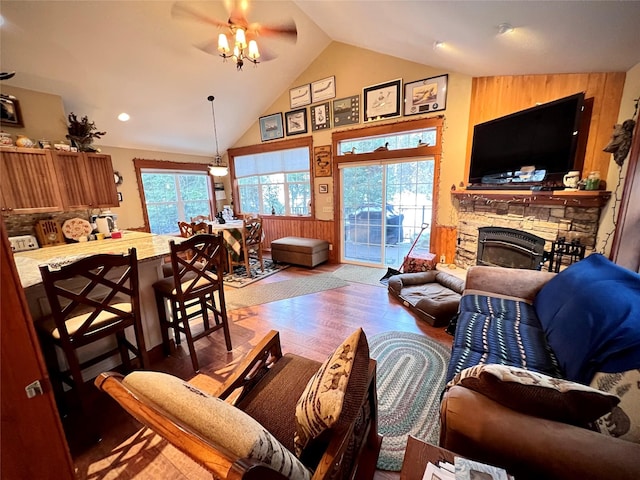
[0,148,64,214]
[52,151,119,209]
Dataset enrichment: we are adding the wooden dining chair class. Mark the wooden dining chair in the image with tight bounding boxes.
[178,221,195,238]
[228,217,264,277]
[37,249,148,421]
[191,214,212,223]
[152,233,232,372]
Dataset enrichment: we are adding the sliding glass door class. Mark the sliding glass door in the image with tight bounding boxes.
[340,158,435,268]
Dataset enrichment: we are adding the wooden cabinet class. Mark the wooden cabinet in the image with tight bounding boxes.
[0,147,119,214]
[0,148,64,214]
[52,151,119,209]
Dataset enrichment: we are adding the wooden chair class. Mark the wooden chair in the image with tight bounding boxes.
[229,217,264,277]
[95,330,381,480]
[178,221,195,238]
[191,214,212,223]
[191,221,210,235]
[37,249,148,419]
[152,233,232,372]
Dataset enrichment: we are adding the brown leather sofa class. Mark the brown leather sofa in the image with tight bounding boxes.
[439,266,640,480]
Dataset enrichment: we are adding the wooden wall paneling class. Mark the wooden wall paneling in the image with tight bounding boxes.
[465,73,625,185]
[431,225,458,265]
[262,217,337,262]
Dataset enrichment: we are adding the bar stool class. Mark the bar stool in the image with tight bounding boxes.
[153,233,232,372]
[37,248,148,425]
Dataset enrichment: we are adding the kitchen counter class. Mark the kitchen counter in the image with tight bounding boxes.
[13,231,180,288]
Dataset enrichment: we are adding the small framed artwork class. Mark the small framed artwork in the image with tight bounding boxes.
[363,79,402,122]
[313,145,332,177]
[404,74,448,116]
[333,95,360,126]
[0,94,24,127]
[319,184,329,194]
[311,102,331,131]
[289,84,311,109]
[259,113,284,142]
[285,108,308,136]
[311,75,336,103]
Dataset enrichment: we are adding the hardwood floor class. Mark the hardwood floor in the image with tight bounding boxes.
[72,263,453,480]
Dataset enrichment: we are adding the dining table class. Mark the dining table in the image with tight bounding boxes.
[206,219,245,265]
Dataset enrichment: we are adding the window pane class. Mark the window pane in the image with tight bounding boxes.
[262,184,285,214]
[239,185,260,212]
[288,182,310,215]
[148,204,179,234]
[141,173,177,202]
[338,127,437,154]
[179,174,209,200]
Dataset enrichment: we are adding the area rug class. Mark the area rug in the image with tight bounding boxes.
[224,274,349,310]
[370,331,452,471]
[223,259,288,288]
[332,264,388,288]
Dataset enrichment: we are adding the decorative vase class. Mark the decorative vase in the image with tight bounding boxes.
[0,132,13,146]
[67,135,96,152]
[15,135,34,148]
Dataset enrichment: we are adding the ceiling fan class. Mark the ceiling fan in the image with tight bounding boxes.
[171,1,297,70]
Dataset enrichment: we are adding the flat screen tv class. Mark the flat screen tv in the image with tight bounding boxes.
[468,92,585,186]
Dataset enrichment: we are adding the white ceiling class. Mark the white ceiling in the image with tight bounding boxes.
[1,1,639,157]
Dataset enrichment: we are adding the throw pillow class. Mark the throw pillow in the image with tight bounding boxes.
[447,364,620,426]
[294,328,370,460]
[123,371,311,480]
[534,253,640,383]
[590,369,640,443]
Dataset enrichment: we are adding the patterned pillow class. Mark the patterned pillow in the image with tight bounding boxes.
[590,369,640,443]
[294,328,370,460]
[447,364,620,425]
[123,371,311,480]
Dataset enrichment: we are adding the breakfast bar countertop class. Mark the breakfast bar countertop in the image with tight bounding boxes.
[13,231,179,288]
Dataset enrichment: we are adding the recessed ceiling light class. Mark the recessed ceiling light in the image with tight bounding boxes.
[497,23,514,35]
[433,41,444,50]
[117,113,130,122]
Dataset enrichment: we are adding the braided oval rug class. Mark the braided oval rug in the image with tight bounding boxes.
[370,331,452,471]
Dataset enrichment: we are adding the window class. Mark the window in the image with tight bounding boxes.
[134,159,214,234]
[230,139,312,216]
[338,127,437,156]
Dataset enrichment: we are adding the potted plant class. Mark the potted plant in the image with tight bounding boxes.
[66,113,106,152]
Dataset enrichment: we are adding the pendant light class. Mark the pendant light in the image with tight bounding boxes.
[207,95,228,177]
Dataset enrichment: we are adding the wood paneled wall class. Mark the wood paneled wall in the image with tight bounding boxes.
[466,73,626,181]
[431,225,458,264]
[261,217,337,263]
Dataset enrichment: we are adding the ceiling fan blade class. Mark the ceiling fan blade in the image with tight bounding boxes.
[227,0,249,29]
[247,19,297,42]
[171,2,229,29]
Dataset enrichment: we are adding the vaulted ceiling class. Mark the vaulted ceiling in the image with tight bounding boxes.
[1,1,639,156]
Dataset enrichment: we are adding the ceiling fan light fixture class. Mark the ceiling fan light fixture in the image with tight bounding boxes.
[217,33,230,54]
[235,28,247,49]
[248,40,260,60]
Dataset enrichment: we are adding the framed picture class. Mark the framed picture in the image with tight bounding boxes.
[289,84,311,109]
[285,108,308,136]
[313,145,332,177]
[363,79,402,122]
[259,113,284,142]
[311,75,336,103]
[311,102,331,131]
[333,95,360,126]
[404,74,448,116]
[1,94,24,127]
[319,184,329,194]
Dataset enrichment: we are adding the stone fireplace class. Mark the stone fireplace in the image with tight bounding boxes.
[452,190,610,269]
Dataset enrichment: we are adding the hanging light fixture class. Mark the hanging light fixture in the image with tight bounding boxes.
[217,24,260,71]
[207,95,228,177]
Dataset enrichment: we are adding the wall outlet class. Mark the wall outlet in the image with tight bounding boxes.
[440,254,446,264]
[328,243,333,250]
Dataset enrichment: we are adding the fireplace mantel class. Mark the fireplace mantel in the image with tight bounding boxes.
[452,189,610,208]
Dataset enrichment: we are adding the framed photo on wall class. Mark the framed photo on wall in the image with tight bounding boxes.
[311,102,331,131]
[0,94,24,127]
[313,145,332,177]
[333,95,360,126]
[285,108,308,136]
[311,76,336,103]
[289,84,311,109]
[363,79,402,122]
[259,113,284,142]
[319,184,329,194]
[404,74,448,115]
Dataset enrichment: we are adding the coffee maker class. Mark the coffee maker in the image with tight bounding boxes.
[90,213,118,236]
